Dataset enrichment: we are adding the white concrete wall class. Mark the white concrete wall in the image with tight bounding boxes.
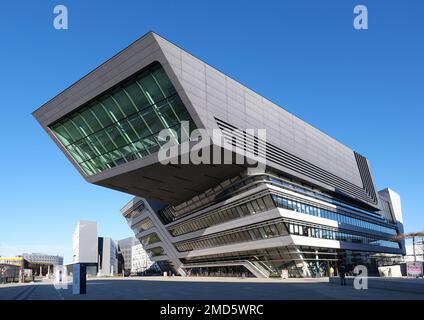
[72,220,98,263]
[131,244,154,273]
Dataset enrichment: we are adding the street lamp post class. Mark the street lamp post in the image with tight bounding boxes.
[413,236,416,262]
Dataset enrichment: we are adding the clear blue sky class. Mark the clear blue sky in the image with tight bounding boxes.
[0,1,423,263]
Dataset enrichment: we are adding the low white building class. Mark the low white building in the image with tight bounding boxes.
[131,244,154,274]
[22,253,63,266]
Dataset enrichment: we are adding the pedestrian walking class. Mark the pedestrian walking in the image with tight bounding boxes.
[338,265,347,286]
[329,266,334,277]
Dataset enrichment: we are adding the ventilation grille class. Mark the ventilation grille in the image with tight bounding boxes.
[354,152,377,204]
[215,118,378,206]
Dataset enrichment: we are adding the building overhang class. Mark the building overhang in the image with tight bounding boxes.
[33,31,380,209]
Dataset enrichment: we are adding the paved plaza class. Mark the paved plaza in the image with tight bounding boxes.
[1,277,424,300]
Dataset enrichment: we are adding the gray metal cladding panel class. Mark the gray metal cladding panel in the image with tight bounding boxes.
[33,32,378,208]
[32,32,208,181]
[33,33,206,131]
[156,33,380,207]
[96,161,245,205]
[216,119,378,206]
[156,35,366,187]
[34,33,159,126]
[354,152,378,204]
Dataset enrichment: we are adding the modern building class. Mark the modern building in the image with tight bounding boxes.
[21,253,63,276]
[131,243,156,274]
[117,237,138,274]
[33,32,405,278]
[73,220,98,264]
[116,237,156,275]
[0,254,63,278]
[404,243,424,262]
[71,220,119,276]
[22,253,63,266]
[98,237,119,276]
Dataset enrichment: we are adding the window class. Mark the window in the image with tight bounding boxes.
[263,195,275,209]
[251,200,261,212]
[50,62,196,176]
[241,204,250,216]
[256,198,266,211]
[235,206,244,217]
[258,227,268,239]
[246,202,255,214]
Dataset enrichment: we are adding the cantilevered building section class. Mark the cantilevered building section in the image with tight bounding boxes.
[34,32,405,277]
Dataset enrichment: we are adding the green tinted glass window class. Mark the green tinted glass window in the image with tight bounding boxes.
[138,74,164,103]
[50,62,196,176]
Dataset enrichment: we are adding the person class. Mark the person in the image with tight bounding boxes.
[338,265,347,286]
[329,266,334,277]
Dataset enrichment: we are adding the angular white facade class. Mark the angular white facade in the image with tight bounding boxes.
[72,220,98,264]
[98,237,118,276]
[131,244,154,273]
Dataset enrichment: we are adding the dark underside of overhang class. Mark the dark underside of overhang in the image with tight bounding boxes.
[95,161,246,205]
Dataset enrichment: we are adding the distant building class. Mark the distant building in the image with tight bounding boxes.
[98,237,118,276]
[131,243,155,274]
[1,254,63,278]
[22,253,63,266]
[117,237,158,275]
[404,243,424,262]
[71,220,119,276]
[117,237,140,274]
[21,253,63,277]
[0,264,21,283]
[72,220,98,264]
[0,257,25,268]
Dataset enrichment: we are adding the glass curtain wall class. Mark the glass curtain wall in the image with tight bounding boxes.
[168,192,397,237]
[272,195,397,235]
[50,62,196,175]
[174,219,399,252]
